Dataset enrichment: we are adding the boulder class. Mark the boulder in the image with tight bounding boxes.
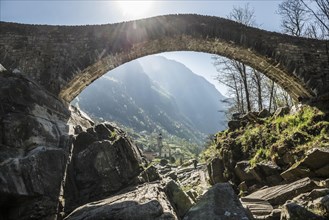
[281,148,329,181]
[183,183,250,220]
[164,180,194,218]
[0,72,73,219]
[207,157,226,185]
[65,183,178,220]
[234,161,255,183]
[281,202,326,220]
[228,120,243,130]
[64,122,145,212]
[240,197,273,219]
[244,177,316,206]
[242,111,262,124]
[138,165,161,183]
[0,148,67,219]
[289,188,329,218]
[320,195,329,217]
[273,106,290,118]
[251,162,283,186]
[258,109,271,118]
[65,132,144,209]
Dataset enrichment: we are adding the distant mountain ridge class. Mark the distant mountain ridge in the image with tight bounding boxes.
[72,56,227,143]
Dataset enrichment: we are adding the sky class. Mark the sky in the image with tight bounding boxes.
[0,0,283,96]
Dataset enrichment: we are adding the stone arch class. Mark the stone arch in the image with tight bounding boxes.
[0,14,328,105]
[59,35,312,103]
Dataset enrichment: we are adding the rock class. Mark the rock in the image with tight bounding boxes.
[240,197,273,219]
[183,183,250,220]
[281,202,326,220]
[138,165,161,183]
[244,177,316,206]
[0,148,67,219]
[165,180,194,218]
[164,170,178,181]
[251,162,283,186]
[186,189,198,202]
[242,111,262,124]
[281,148,329,181]
[65,183,178,220]
[228,120,243,130]
[273,106,290,118]
[160,158,169,166]
[207,157,226,185]
[234,161,255,184]
[258,109,271,118]
[290,188,329,218]
[64,125,144,211]
[0,73,72,219]
[320,195,329,217]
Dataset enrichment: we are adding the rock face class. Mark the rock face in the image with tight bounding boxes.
[0,71,145,219]
[0,72,74,219]
[65,183,178,220]
[183,183,250,220]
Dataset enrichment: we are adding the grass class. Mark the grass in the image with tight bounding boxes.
[200,105,329,167]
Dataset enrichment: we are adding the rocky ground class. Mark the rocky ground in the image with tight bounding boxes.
[204,106,329,220]
[0,70,328,219]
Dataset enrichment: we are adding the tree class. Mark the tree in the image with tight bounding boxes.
[278,0,329,39]
[213,4,256,113]
[277,0,307,36]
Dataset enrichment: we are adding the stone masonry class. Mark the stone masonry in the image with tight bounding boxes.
[0,14,328,109]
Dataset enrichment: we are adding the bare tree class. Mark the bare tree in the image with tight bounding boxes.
[278,0,329,39]
[277,0,308,36]
[213,4,256,113]
[301,0,329,38]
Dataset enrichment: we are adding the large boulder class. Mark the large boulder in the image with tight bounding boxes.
[64,124,144,211]
[183,183,250,220]
[165,180,194,218]
[0,72,75,219]
[281,148,329,181]
[207,157,226,184]
[243,177,316,206]
[234,161,255,184]
[281,202,327,220]
[240,197,274,220]
[65,183,178,220]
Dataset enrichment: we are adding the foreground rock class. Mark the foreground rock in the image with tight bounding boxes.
[281,202,327,220]
[164,180,194,218]
[244,177,316,206]
[0,72,75,219]
[64,122,145,212]
[65,183,178,220]
[281,148,329,181]
[183,183,250,220]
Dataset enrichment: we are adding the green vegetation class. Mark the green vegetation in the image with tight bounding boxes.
[201,106,329,167]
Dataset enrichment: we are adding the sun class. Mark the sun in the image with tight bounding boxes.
[117,1,153,18]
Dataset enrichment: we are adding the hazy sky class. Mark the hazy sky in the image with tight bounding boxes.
[0,0,283,96]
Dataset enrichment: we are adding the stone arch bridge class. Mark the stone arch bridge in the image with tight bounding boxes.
[0,14,328,108]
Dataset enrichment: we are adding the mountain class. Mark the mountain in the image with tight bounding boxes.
[72,56,227,144]
[139,56,227,134]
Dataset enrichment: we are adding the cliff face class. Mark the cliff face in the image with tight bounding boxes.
[0,71,145,219]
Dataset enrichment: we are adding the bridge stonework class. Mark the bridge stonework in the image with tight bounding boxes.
[0,14,328,109]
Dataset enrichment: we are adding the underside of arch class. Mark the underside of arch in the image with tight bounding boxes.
[59,35,314,103]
